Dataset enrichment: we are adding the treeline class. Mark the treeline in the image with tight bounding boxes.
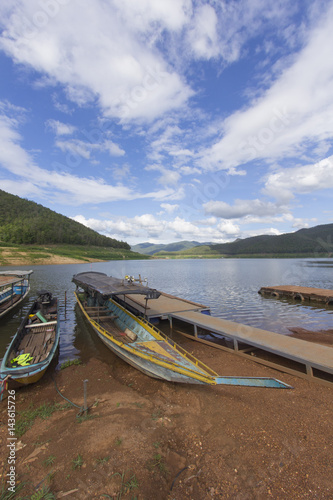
[209,224,333,256]
[0,190,130,249]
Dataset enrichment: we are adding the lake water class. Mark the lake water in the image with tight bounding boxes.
[1,258,332,366]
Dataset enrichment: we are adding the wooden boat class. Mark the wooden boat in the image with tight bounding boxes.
[0,270,33,319]
[73,272,291,388]
[0,291,60,390]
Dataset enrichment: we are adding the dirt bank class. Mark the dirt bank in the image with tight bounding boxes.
[1,337,332,499]
[0,247,101,266]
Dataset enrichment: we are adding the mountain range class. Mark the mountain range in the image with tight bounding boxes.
[131,224,333,257]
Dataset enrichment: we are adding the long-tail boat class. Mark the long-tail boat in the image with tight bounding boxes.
[0,270,33,319]
[72,272,291,388]
[0,291,60,391]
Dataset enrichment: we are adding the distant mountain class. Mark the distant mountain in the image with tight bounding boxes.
[133,224,333,258]
[0,189,130,249]
[209,224,333,256]
[131,241,210,255]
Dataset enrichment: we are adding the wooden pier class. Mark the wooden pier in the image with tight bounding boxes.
[259,285,333,305]
[118,291,210,322]
[169,311,333,387]
[118,289,333,387]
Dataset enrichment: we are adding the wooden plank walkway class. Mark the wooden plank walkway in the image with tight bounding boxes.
[169,311,333,387]
[118,291,210,321]
[259,285,333,305]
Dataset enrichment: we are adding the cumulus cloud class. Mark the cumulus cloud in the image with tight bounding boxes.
[263,155,333,202]
[46,119,76,136]
[204,198,289,219]
[0,0,300,127]
[0,0,193,123]
[72,213,243,244]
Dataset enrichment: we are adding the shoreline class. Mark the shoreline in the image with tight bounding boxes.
[0,337,332,499]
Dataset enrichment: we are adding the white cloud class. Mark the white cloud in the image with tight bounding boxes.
[0,0,193,123]
[200,2,333,170]
[46,119,76,136]
[55,138,125,159]
[204,198,289,219]
[145,164,181,186]
[0,109,178,204]
[263,155,333,202]
[216,220,239,235]
[160,203,179,214]
[187,4,218,60]
[72,213,244,244]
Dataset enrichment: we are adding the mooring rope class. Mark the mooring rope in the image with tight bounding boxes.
[51,374,94,418]
[0,375,10,402]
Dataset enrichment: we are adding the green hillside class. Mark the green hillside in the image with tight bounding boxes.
[131,240,210,255]
[0,189,129,249]
[208,224,333,257]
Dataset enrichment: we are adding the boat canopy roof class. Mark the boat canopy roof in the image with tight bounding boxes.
[72,272,161,300]
[0,270,33,277]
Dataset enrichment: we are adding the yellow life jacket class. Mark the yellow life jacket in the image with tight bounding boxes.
[11,353,34,367]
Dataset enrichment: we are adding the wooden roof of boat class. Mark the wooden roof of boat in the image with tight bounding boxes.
[72,272,161,299]
[0,270,33,286]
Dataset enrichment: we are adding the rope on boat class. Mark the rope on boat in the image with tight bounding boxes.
[51,375,94,418]
[0,375,10,402]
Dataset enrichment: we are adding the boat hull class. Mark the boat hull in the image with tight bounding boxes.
[75,292,219,385]
[72,273,292,389]
[89,318,206,384]
[0,292,60,389]
[0,285,31,320]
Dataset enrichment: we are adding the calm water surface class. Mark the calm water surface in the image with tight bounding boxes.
[1,258,332,365]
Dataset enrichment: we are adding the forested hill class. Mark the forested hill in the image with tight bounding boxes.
[209,223,333,256]
[0,189,130,249]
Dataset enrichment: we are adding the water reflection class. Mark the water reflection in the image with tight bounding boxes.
[0,258,332,365]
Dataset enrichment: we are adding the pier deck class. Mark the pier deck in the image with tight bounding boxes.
[169,311,333,387]
[259,285,333,305]
[119,289,333,387]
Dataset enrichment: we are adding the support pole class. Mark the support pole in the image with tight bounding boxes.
[83,379,88,415]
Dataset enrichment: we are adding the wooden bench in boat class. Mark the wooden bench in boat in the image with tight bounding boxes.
[25,320,57,329]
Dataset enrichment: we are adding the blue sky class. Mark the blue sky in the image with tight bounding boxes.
[1,0,333,246]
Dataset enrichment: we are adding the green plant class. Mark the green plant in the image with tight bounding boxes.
[151,409,162,421]
[76,413,96,424]
[108,470,139,499]
[115,437,122,446]
[0,482,25,500]
[148,453,168,474]
[72,454,84,470]
[60,359,82,370]
[96,456,110,465]
[16,403,65,437]
[30,485,56,500]
[132,402,144,408]
[43,455,56,467]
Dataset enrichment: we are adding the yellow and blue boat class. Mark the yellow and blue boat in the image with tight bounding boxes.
[73,272,291,388]
[0,291,60,391]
